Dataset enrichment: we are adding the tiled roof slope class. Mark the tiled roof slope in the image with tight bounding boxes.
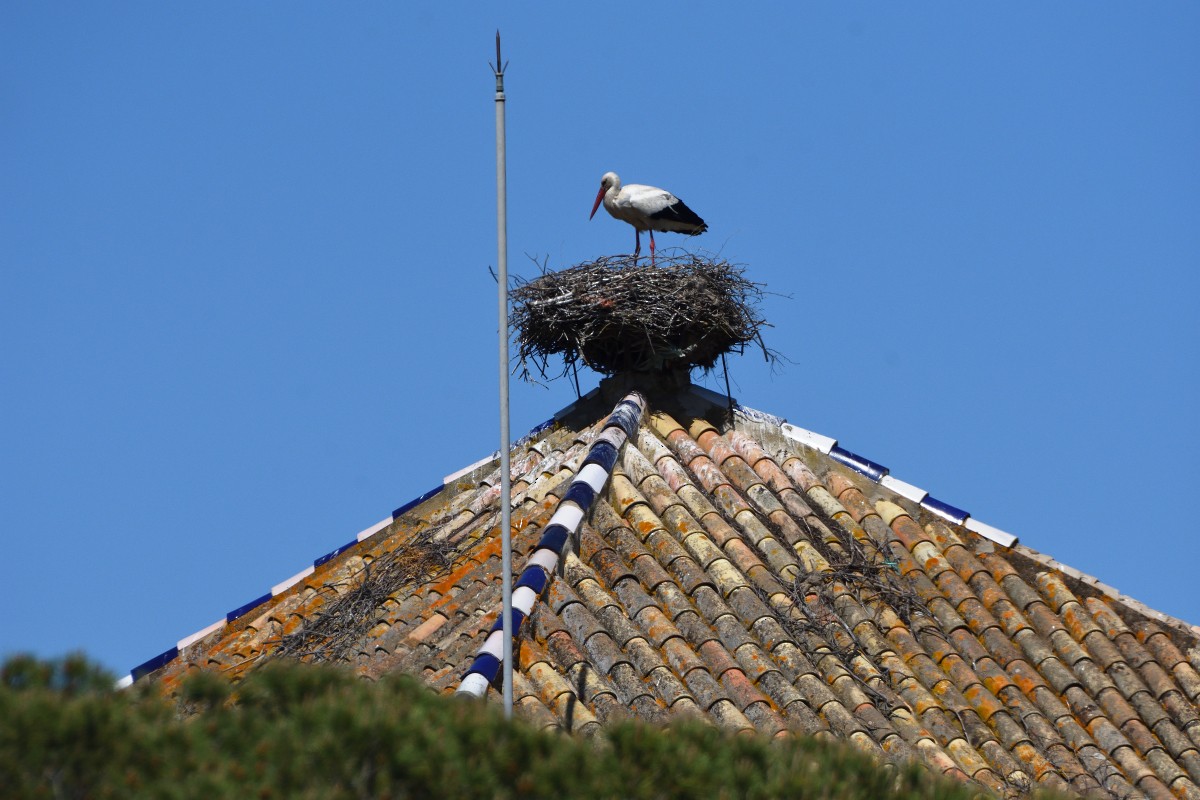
[148,385,1200,800]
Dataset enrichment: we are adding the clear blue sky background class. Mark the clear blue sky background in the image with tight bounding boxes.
[3,5,1197,678]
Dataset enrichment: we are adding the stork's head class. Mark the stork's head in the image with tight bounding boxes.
[589,171,621,219]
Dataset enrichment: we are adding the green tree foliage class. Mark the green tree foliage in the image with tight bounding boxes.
[0,654,1062,800]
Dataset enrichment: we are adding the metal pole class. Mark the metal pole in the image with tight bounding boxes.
[491,30,513,720]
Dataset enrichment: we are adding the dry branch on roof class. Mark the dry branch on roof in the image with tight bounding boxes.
[272,530,455,664]
[510,253,773,380]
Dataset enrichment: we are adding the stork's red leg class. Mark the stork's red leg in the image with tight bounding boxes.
[649,230,657,266]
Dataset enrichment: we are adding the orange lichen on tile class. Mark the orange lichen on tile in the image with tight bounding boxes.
[658,503,704,544]
[1138,623,1200,705]
[523,657,571,707]
[660,428,710,471]
[1088,605,1200,745]
[608,472,648,517]
[676,528,726,573]
[510,669,561,731]
[718,451,767,496]
[631,471,683,518]
[974,578,1013,614]
[729,431,800,492]
[939,553,989,599]
[133,397,1200,799]
[629,508,673,549]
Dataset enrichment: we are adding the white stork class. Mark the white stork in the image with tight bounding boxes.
[589,171,707,265]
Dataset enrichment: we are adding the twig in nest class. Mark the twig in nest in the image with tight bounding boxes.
[510,252,777,379]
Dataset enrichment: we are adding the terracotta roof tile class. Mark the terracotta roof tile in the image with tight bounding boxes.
[560,664,623,723]
[1088,605,1200,754]
[732,435,821,519]
[638,523,687,569]
[512,671,560,731]
[637,664,691,711]
[1138,623,1200,705]
[541,626,585,672]
[135,388,1200,798]
[750,673,822,732]
[772,448,819,488]
[672,608,716,647]
[674,525,727,572]
[586,543,637,588]
[623,459,679,510]
[719,453,769,498]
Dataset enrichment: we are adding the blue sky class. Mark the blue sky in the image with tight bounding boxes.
[3,5,1197,677]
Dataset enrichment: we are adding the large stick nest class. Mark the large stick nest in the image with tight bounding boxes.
[510,253,772,379]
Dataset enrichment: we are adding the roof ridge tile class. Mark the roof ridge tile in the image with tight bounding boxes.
[128,389,1200,798]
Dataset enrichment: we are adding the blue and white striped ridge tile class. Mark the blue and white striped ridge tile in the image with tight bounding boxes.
[457,391,645,699]
[879,474,928,504]
[114,620,223,688]
[443,454,500,487]
[777,420,1019,548]
[226,592,272,624]
[272,565,316,595]
[355,516,392,543]
[829,444,889,482]
[131,645,180,682]
[921,495,969,526]
[392,484,444,519]
[122,485,445,685]
[965,517,1018,548]
[781,423,838,455]
[126,513,375,684]
[314,539,358,568]
[523,416,557,439]
[178,619,225,651]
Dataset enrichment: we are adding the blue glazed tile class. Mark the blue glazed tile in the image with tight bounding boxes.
[536,524,569,554]
[607,401,642,437]
[921,496,969,525]
[581,440,618,471]
[226,592,272,623]
[489,607,527,635]
[314,539,357,568]
[392,484,444,519]
[829,445,889,482]
[515,566,549,595]
[131,646,179,682]
[526,417,555,437]
[468,652,501,683]
[563,481,597,510]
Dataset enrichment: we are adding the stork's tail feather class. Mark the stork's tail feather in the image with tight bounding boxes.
[648,200,707,235]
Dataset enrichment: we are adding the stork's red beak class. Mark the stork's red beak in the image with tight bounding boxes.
[589,185,605,220]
